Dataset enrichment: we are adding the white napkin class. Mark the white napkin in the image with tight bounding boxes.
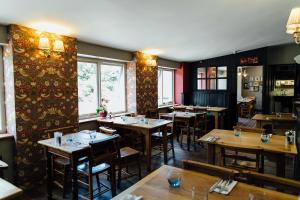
[121,194,143,200]
[212,180,237,195]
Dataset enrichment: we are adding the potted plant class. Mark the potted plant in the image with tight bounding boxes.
[96,98,108,118]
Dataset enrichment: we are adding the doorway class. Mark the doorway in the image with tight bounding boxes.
[237,66,263,126]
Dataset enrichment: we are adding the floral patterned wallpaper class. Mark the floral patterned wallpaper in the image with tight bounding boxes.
[135,52,158,114]
[4,25,78,189]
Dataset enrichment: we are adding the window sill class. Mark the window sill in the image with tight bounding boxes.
[79,112,134,124]
[0,133,14,140]
[158,104,173,109]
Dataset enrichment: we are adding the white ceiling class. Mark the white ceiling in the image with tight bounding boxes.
[0,0,298,62]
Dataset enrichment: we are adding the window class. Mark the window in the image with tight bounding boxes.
[158,67,174,106]
[78,58,126,118]
[197,66,227,90]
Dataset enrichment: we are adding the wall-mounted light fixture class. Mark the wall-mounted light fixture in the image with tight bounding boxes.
[38,36,65,57]
[135,51,157,70]
[286,7,300,44]
[243,69,248,77]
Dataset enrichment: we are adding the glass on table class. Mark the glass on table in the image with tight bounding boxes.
[261,134,270,144]
[167,170,182,188]
[89,131,97,140]
[234,128,242,137]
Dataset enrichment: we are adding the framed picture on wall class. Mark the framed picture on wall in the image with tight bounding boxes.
[249,76,254,81]
[244,83,249,89]
[254,86,259,92]
[253,82,259,86]
[249,86,254,91]
[255,76,260,81]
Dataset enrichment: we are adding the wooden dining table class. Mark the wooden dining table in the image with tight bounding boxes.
[160,111,205,151]
[112,165,298,200]
[174,105,227,129]
[38,131,112,200]
[97,116,172,171]
[0,178,22,200]
[252,113,297,128]
[198,129,298,177]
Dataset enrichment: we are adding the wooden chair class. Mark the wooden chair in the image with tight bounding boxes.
[77,134,120,199]
[151,113,176,160]
[239,103,252,118]
[221,126,265,172]
[242,170,300,195]
[182,160,239,179]
[0,156,8,178]
[99,126,142,189]
[180,112,207,151]
[44,125,78,198]
[233,126,265,134]
[146,109,159,119]
[173,106,187,112]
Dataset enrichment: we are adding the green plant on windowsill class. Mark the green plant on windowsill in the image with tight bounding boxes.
[97,98,108,117]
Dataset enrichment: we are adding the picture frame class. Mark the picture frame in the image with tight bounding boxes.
[253,86,259,92]
[249,86,254,91]
[255,76,260,81]
[253,82,259,87]
[244,83,249,89]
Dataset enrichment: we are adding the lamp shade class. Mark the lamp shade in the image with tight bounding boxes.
[38,37,50,50]
[286,7,300,34]
[53,40,65,52]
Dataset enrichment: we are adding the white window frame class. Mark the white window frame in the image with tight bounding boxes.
[158,67,174,107]
[78,57,127,119]
[0,47,5,133]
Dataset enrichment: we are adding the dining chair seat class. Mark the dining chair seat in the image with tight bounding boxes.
[78,162,111,175]
[120,147,139,158]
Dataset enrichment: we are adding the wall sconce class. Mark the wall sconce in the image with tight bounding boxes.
[243,69,248,77]
[53,40,65,52]
[286,7,300,44]
[38,36,65,57]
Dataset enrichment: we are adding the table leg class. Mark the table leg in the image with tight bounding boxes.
[46,149,53,200]
[213,112,219,129]
[144,130,152,172]
[187,120,191,151]
[276,154,285,177]
[162,125,168,164]
[71,154,79,200]
[207,143,216,165]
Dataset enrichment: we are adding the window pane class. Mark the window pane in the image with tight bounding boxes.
[162,70,173,104]
[218,79,227,90]
[207,79,216,90]
[158,69,163,105]
[101,63,125,113]
[207,67,216,78]
[197,79,206,90]
[197,68,206,78]
[78,62,98,116]
[218,66,227,78]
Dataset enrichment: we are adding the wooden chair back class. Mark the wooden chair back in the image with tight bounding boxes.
[242,170,300,195]
[146,109,159,119]
[173,106,187,112]
[220,145,263,172]
[159,113,176,132]
[182,160,239,179]
[45,125,78,139]
[99,126,117,135]
[233,126,265,134]
[88,134,120,169]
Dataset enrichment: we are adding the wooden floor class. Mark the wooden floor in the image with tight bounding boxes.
[22,134,296,200]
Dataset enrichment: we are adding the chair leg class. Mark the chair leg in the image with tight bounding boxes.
[137,156,142,180]
[117,164,122,189]
[62,165,68,198]
[180,130,183,146]
[110,164,116,197]
[96,175,101,193]
[170,135,175,158]
[88,175,93,200]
